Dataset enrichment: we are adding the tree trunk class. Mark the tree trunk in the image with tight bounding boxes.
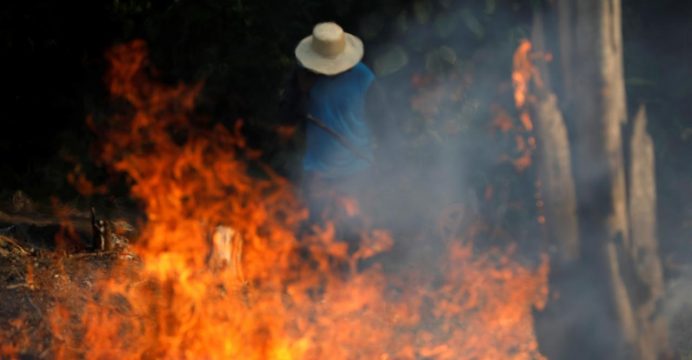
[531,6,602,358]
[556,0,576,107]
[627,105,668,358]
[530,9,580,264]
[566,0,637,356]
[551,0,668,359]
[532,92,580,263]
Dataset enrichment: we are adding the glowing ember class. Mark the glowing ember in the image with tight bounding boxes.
[40,40,549,359]
[512,39,541,110]
[505,39,541,173]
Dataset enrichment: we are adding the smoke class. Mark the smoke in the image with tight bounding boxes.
[327,1,539,268]
[312,1,692,359]
[0,0,689,358]
[662,265,692,356]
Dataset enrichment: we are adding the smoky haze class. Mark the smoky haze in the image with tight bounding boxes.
[290,1,692,359]
[0,0,690,358]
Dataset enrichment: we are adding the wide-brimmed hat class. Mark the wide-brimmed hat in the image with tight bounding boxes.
[295,22,363,76]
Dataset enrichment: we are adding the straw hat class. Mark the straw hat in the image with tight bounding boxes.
[295,22,364,76]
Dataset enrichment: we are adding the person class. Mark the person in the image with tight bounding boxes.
[279,22,389,246]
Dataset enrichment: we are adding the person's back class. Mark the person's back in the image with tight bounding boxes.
[303,62,375,178]
[282,22,380,243]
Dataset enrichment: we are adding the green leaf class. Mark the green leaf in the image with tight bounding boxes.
[359,13,385,40]
[413,0,433,24]
[425,46,458,73]
[434,12,459,39]
[395,11,409,34]
[374,45,409,77]
[460,8,484,39]
[485,0,497,14]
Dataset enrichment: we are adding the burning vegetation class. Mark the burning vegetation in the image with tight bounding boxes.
[3,1,690,358]
[0,40,549,359]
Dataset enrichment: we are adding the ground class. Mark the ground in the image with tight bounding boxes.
[0,234,129,357]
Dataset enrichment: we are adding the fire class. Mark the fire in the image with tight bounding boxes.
[39,40,549,359]
[512,39,542,110]
[499,39,542,173]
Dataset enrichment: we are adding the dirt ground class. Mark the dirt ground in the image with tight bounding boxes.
[0,232,133,358]
[1,228,691,358]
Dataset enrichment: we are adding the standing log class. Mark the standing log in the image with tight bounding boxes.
[627,105,668,358]
[531,10,580,264]
[532,93,580,262]
[552,0,668,358]
[529,8,583,358]
[567,0,638,356]
[556,0,576,106]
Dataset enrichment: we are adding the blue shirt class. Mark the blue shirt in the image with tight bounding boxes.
[303,62,375,178]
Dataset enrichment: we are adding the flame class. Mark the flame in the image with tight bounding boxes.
[51,198,81,252]
[38,40,549,359]
[67,164,108,196]
[512,39,543,110]
[0,317,28,358]
[512,40,531,108]
[502,39,545,172]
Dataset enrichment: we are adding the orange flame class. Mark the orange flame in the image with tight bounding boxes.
[41,40,549,359]
[66,164,108,196]
[512,39,543,110]
[506,39,543,172]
